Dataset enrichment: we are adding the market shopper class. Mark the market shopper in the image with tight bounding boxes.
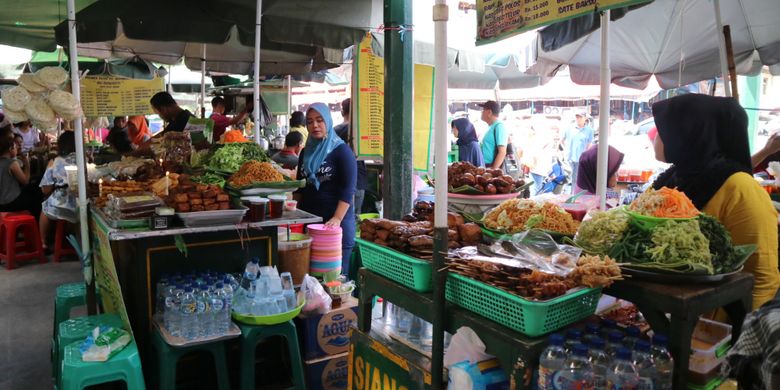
[651,94,780,310]
[561,111,594,188]
[271,131,304,170]
[13,120,44,153]
[575,145,624,202]
[150,92,194,136]
[478,100,508,169]
[39,131,78,250]
[334,98,367,217]
[106,116,133,154]
[289,111,308,144]
[295,102,357,273]
[751,132,780,174]
[0,135,31,212]
[451,117,484,167]
[127,116,152,147]
[210,97,247,142]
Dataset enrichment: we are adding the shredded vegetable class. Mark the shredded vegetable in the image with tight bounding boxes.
[574,208,630,254]
[629,187,699,218]
[223,130,248,143]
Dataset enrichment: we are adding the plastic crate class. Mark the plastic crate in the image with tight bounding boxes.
[356,238,432,292]
[445,273,601,337]
[688,318,732,386]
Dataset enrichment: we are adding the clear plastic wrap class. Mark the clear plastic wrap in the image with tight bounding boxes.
[300,274,332,315]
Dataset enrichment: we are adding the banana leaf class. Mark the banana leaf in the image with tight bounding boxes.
[224,178,306,191]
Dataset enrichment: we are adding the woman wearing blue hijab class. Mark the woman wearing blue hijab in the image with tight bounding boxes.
[295,103,357,272]
[452,118,484,167]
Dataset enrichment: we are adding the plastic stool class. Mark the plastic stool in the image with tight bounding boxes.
[0,214,46,269]
[151,328,231,390]
[53,220,76,262]
[55,313,124,384]
[238,320,305,390]
[60,339,145,390]
[53,283,87,337]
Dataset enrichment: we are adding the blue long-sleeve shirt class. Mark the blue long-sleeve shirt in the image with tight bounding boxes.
[458,140,484,167]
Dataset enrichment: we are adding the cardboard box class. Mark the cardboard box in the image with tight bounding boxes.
[305,352,349,390]
[296,297,359,360]
[348,327,436,390]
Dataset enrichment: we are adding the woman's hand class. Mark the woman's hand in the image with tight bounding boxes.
[325,216,342,228]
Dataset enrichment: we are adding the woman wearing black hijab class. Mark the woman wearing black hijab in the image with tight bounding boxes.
[451,118,484,167]
[652,94,780,310]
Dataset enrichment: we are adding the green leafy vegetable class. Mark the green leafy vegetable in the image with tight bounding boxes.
[698,213,741,273]
[191,173,226,187]
[206,142,270,173]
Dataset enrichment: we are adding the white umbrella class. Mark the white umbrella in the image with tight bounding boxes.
[531,0,780,90]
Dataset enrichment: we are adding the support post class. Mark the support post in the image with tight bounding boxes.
[66,0,95,315]
[432,2,449,388]
[713,0,732,97]
[596,10,611,210]
[382,0,414,219]
[200,44,207,119]
[723,25,739,100]
[253,0,263,144]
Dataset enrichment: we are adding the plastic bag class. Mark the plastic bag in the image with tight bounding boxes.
[448,359,509,390]
[509,229,582,276]
[300,274,331,316]
[443,327,493,368]
[79,326,131,362]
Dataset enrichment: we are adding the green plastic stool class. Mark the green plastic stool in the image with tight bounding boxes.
[238,320,305,390]
[151,328,231,390]
[55,313,124,386]
[60,339,145,390]
[54,283,87,338]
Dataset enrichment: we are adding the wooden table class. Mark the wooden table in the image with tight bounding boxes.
[605,273,754,388]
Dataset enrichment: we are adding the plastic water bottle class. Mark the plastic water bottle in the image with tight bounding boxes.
[538,333,567,390]
[195,285,211,338]
[564,329,583,354]
[280,272,297,310]
[606,347,640,389]
[155,276,169,315]
[623,326,641,349]
[633,340,657,390]
[179,287,197,340]
[552,343,593,389]
[588,338,611,389]
[162,283,179,334]
[220,282,234,334]
[241,258,260,299]
[583,323,601,346]
[605,331,625,358]
[210,283,226,336]
[600,318,618,338]
[651,335,674,390]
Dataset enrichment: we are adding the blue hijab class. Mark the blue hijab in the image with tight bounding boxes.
[453,118,479,146]
[303,103,344,190]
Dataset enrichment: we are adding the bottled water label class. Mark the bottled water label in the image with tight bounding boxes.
[211,299,224,312]
[181,302,196,314]
[637,378,653,390]
[538,367,555,390]
[552,371,594,390]
[607,381,639,390]
[196,301,206,313]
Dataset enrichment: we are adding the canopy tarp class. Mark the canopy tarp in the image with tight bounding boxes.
[530,0,780,89]
[0,0,96,51]
[26,48,158,79]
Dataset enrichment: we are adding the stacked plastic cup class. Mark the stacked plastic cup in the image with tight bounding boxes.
[307,224,342,277]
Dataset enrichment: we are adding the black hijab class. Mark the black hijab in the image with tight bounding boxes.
[652,94,751,209]
[452,118,479,146]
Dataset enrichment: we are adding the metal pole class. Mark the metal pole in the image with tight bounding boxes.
[253,0,263,144]
[431,1,448,388]
[200,44,207,119]
[713,0,732,97]
[596,10,611,210]
[67,0,95,315]
[287,74,292,132]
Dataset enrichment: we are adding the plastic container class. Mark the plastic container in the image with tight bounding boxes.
[248,197,268,222]
[445,273,601,337]
[231,298,305,325]
[308,224,343,277]
[284,200,298,211]
[268,194,286,219]
[356,238,432,293]
[278,233,312,286]
[688,318,732,386]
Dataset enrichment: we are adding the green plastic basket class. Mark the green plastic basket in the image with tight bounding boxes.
[356,238,432,293]
[445,273,601,337]
[231,298,306,325]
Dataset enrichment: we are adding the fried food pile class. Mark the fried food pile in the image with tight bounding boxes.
[228,161,284,187]
[567,255,622,288]
[483,199,580,235]
[448,161,524,194]
[360,215,482,258]
[166,177,231,212]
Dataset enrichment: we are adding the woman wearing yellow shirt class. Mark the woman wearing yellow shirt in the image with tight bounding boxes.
[652,94,780,310]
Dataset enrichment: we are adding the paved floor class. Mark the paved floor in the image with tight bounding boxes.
[0,259,83,390]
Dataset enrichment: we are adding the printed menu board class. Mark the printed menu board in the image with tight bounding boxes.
[81,76,165,117]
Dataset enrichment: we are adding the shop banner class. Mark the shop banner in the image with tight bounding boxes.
[476,0,650,45]
[90,214,133,334]
[348,329,432,390]
[355,35,435,172]
[81,76,165,117]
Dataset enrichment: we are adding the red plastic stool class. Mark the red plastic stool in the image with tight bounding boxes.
[0,215,46,270]
[53,220,77,263]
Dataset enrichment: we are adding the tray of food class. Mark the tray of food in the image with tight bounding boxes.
[204,142,271,175]
[427,162,530,195]
[477,199,581,240]
[103,192,163,221]
[224,161,305,196]
[573,187,755,279]
[163,176,246,227]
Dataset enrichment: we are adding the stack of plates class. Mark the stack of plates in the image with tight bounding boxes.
[307,224,342,277]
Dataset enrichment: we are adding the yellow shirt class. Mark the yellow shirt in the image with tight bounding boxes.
[702,172,780,310]
[290,125,308,145]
